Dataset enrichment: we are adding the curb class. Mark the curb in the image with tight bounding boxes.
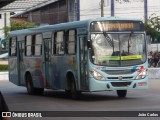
[0,72,9,81]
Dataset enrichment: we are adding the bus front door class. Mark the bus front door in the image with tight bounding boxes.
[79,36,88,90]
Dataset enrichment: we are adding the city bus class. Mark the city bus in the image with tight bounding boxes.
[8,17,148,99]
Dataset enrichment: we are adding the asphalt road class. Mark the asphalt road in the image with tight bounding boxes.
[0,79,160,120]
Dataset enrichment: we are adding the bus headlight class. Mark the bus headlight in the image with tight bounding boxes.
[90,70,105,80]
[135,69,147,80]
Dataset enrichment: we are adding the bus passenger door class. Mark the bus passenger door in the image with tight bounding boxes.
[17,41,24,85]
[78,36,88,90]
[43,38,52,87]
[42,31,52,88]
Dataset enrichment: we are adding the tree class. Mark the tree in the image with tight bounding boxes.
[10,20,35,31]
[144,14,160,43]
[2,20,35,36]
[1,20,35,54]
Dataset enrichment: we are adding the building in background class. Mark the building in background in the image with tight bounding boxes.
[11,0,79,26]
[0,12,10,38]
[11,0,160,26]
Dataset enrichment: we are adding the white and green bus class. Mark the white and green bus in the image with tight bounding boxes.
[8,17,148,99]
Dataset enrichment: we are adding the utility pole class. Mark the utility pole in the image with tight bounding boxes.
[111,0,114,16]
[4,13,7,37]
[101,0,104,17]
[144,0,148,22]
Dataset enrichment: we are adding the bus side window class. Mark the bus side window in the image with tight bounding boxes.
[25,35,32,56]
[67,30,76,54]
[54,31,65,55]
[35,34,42,56]
[10,37,17,56]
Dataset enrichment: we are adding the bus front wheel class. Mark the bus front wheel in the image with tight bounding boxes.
[117,90,127,98]
[26,74,44,95]
[70,78,81,100]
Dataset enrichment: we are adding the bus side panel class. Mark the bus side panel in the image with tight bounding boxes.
[33,57,45,88]
[49,55,77,89]
[9,58,19,85]
[23,57,45,88]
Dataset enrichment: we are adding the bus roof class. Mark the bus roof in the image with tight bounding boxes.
[9,17,143,36]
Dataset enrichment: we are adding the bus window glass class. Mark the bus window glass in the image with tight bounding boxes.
[68,30,76,54]
[10,37,17,56]
[26,35,32,56]
[26,36,32,45]
[55,31,64,55]
[35,34,42,56]
[90,33,146,67]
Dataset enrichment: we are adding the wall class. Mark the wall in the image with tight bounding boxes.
[18,0,68,26]
[148,68,160,79]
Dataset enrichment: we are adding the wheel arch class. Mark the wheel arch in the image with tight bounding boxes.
[66,70,77,90]
[25,71,32,85]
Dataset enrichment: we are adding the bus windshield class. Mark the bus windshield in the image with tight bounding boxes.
[90,33,147,67]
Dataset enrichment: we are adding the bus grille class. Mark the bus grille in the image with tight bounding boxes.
[107,77,133,80]
[111,82,131,87]
[103,70,135,75]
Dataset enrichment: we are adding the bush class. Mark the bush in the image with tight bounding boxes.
[0,64,8,71]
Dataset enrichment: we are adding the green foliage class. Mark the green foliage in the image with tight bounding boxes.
[2,20,35,34]
[10,20,35,31]
[144,14,160,43]
[2,26,11,36]
[1,20,35,54]
[0,64,8,71]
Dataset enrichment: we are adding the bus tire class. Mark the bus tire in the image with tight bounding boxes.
[117,90,127,98]
[70,77,81,100]
[34,88,44,95]
[26,74,44,95]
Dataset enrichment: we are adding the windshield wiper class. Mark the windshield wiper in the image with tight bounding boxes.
[103,32,114,49]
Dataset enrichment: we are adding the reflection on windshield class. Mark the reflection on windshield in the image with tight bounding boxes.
[90,33,146,67]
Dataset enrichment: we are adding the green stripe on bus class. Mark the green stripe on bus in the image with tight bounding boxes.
[97,55,142,61]
[121,55,142,60]
[98,56,120,61]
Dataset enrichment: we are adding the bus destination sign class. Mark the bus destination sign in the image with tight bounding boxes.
[90,21,144,32]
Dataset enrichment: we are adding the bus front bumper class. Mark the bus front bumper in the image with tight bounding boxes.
[89,77,149,92]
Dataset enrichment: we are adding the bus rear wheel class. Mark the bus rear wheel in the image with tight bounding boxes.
[26,74,44,95]
[117,90,127,98]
